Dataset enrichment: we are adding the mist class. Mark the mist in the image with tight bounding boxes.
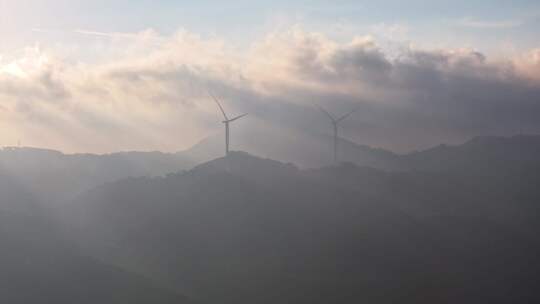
[2,1,540,303]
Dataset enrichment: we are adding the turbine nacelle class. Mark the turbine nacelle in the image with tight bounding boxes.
[223,113,248,124]
[318,105,358,125]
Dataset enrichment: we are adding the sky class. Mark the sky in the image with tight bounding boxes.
[0,0,539,153]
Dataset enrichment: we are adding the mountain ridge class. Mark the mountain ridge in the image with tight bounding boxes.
[60,142,540,304]
[3,133,540,208]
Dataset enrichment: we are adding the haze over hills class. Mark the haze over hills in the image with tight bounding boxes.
[0,129,402,206]
[59,136,540,304]
[0,170,194,304]
[2,134,540,303]
[402,134,540,170]
[3,134,539,206]
[0,147,196,204]
[3,1,540,303]
[184,131,401,170]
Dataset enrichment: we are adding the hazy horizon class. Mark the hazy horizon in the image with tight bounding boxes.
[2,132,540,156]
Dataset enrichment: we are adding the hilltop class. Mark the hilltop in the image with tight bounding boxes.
[61,147,540,304]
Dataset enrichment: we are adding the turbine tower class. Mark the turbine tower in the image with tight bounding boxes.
[318,106,357,164]
[209,92,248,156]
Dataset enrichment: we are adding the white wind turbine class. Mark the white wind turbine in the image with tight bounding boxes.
[318,106,358,164]
[209,92,248,156]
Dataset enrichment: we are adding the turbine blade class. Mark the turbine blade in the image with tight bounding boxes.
[336,108,358,122]
[317,105,336,122]
[228,113,248,122]
[208,91,228,120]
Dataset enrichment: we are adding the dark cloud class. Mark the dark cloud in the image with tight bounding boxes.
[245,34,540,151]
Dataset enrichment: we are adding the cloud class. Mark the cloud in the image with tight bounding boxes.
[515,48,540,82]
[1,26,540,153]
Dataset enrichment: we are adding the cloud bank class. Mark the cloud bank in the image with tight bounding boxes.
[1,27,539,153]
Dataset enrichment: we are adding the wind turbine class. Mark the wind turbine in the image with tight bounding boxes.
[318,106,358,164]
[209,92,248,156]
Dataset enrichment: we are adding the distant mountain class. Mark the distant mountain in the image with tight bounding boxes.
[181,130,540,172]
[403,134,540,171]
[181,128,401,169]
[175,115,403,168]
[0,147,196,204]
[63,151,540,304]
[0,170,193,304]
[3,134,540,207]
[0,128,402,207]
